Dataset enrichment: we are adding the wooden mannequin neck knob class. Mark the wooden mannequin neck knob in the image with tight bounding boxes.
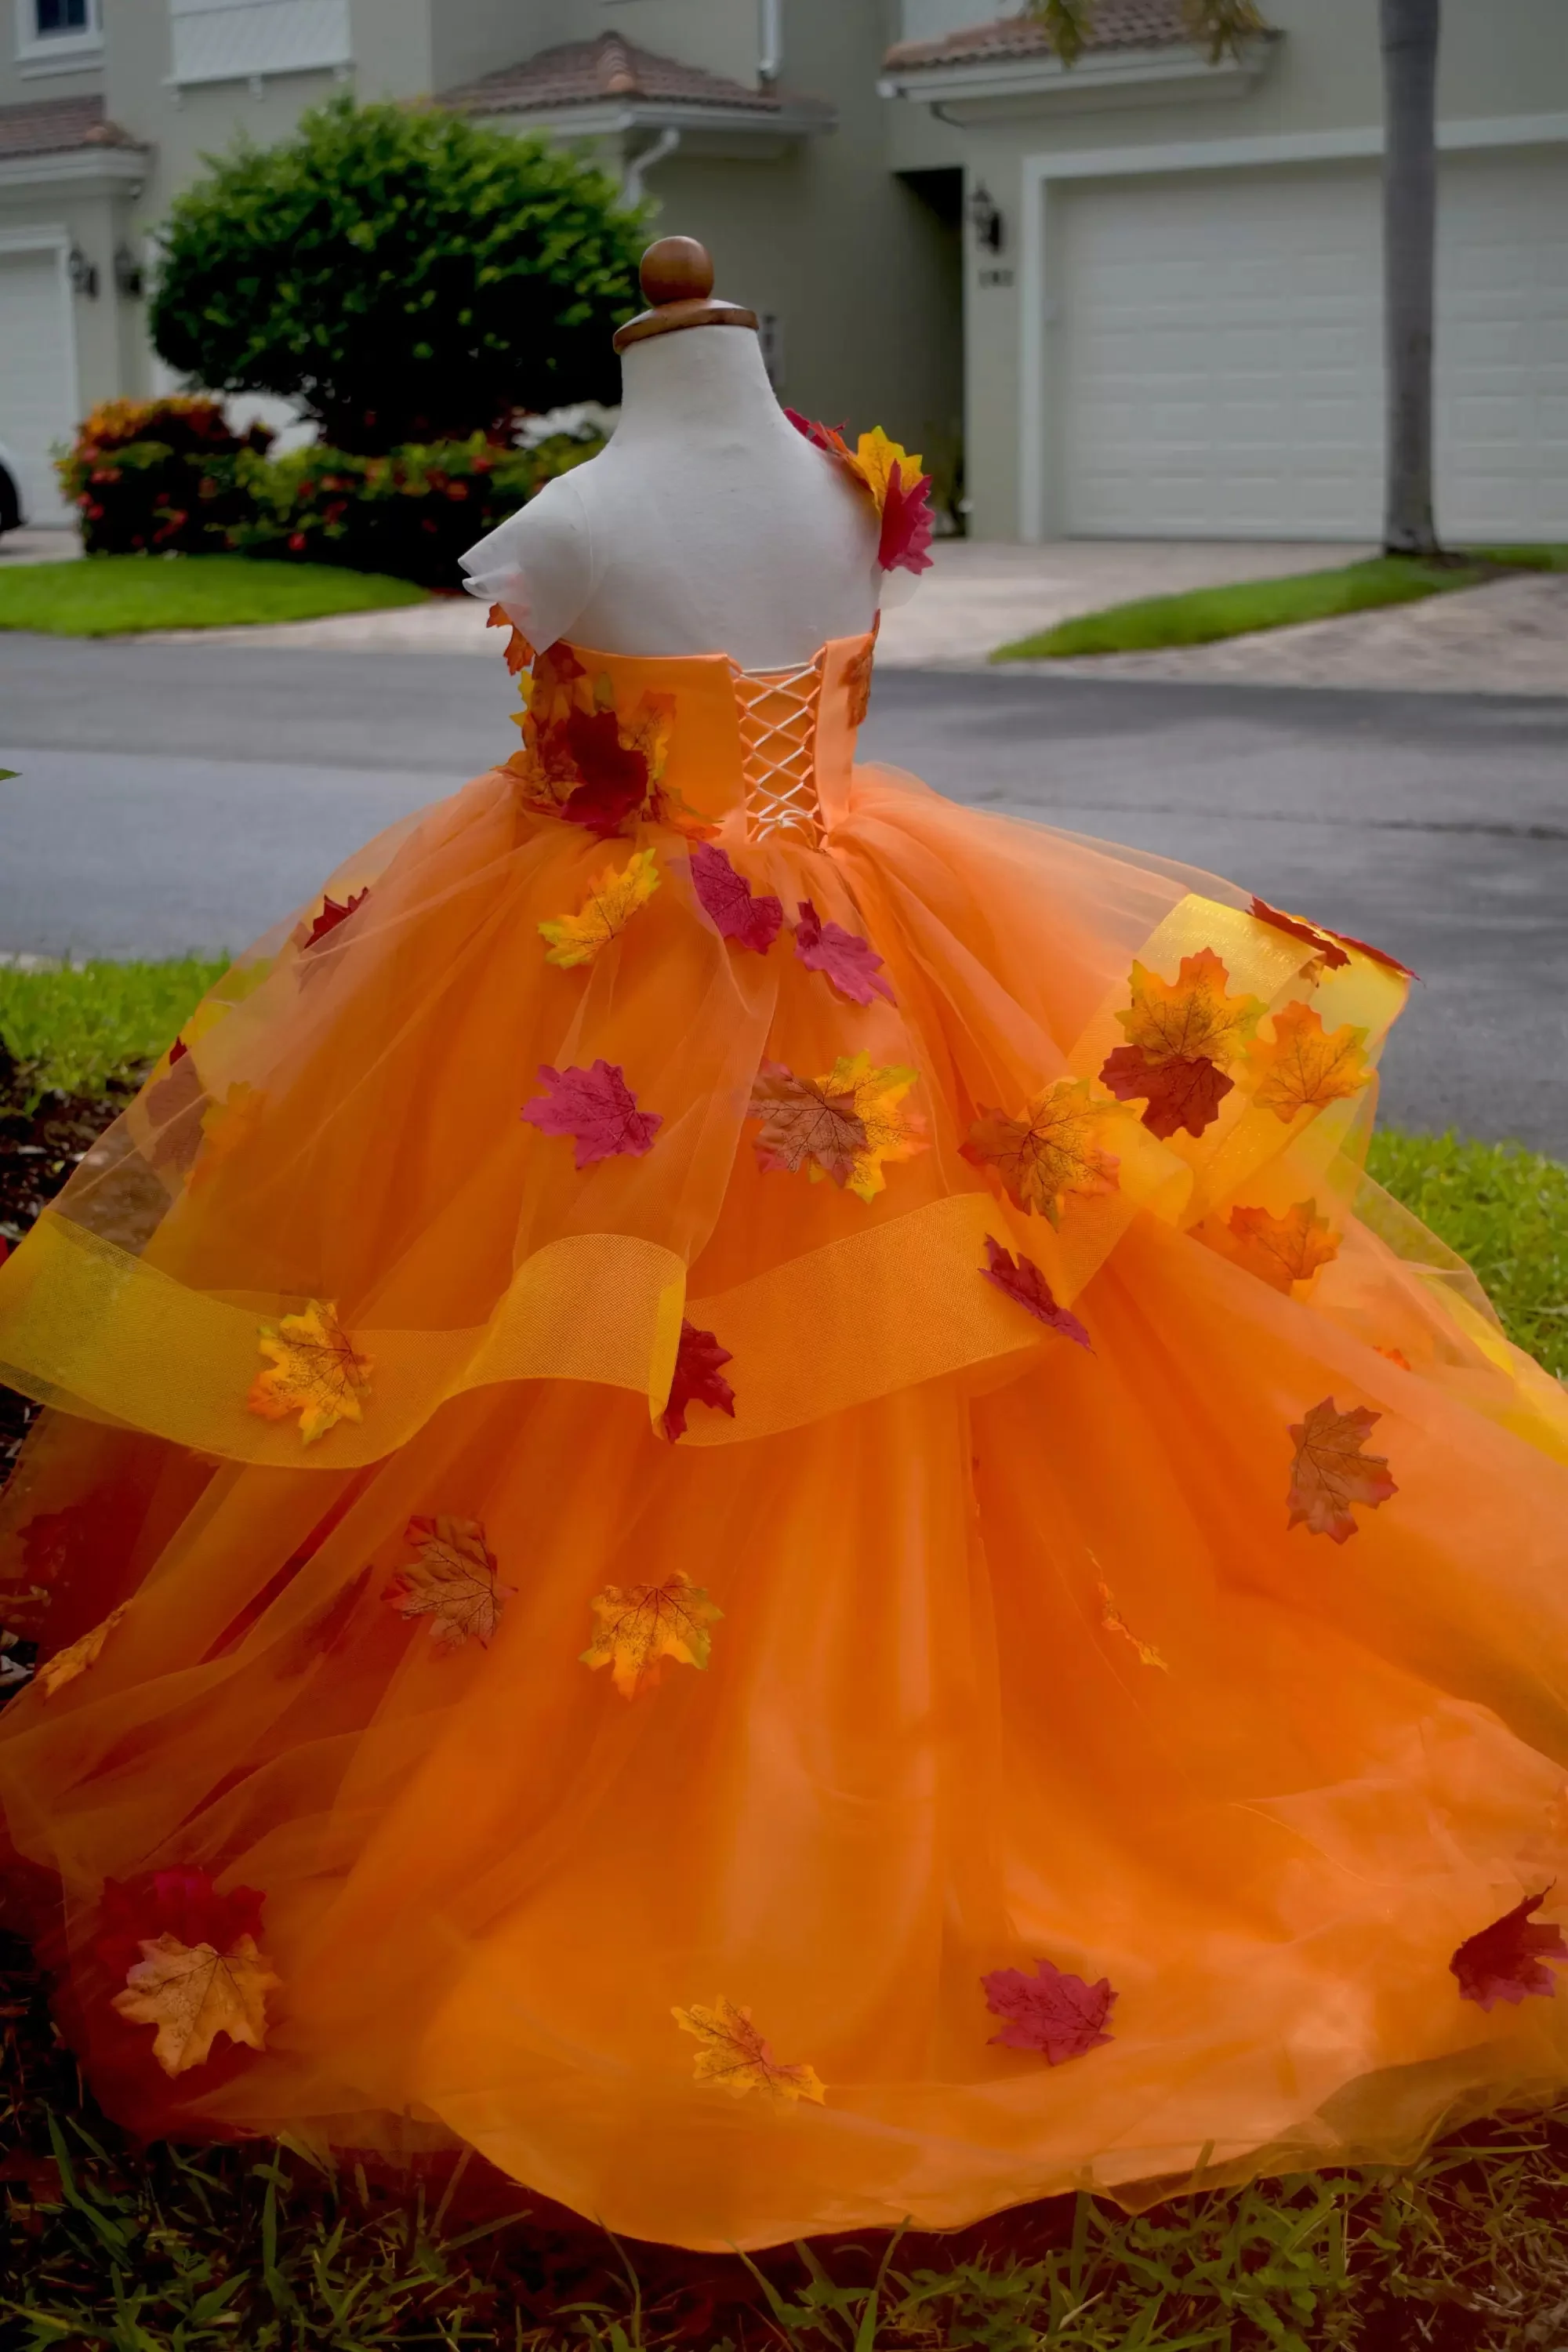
[614,235,759,351]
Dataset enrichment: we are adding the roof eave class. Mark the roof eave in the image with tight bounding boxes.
[461,95,836,139]
[0,141,149,188]
[878,34,1276,117]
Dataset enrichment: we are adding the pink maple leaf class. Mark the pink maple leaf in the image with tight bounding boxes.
[878,462,935,576]
[981,1958,1116,2064]
[1450,1890,1568,2009]
[981,1237,1091,1350]
[520,1062,662,1169]
[689,843,783,953]
[793,900,896,1007]
[662,1319,736,1442]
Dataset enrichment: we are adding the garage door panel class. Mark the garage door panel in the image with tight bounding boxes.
[1059,152,1568,539]
[0,247,76,528]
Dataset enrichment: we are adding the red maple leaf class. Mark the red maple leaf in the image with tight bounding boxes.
[662,1320,736,1442]
[1099,1045,1234,1141]
[168,1035,189,1065]
[981,1236,1091,1349]
[689,843,783,953]
[784,409,855,468]
[558,706,651,837]
[877,461,935,576]
[520,1062,662,1168]
[1450,1890,1568,2009]
[793,900,896,1006]
[982,1958,1116,2064]
[95,1869,266,1988]
[305,889,368,949]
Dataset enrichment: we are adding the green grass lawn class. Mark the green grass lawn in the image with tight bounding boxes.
[994,543,1568,662]
[0,554,429,637]
[3,960,1568,2344]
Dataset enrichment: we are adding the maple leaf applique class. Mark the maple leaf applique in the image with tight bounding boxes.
[981,1237,1091,1350]
[821,1051,924,1204]
[785,413,935,577]
[1219,1200,1341,1295]
[688,841,783,953]
[662,1321,736,1443]
[1450,1891,1568,2009]
[521,1062,663,1169]
[981,1958,1116,2064]
[94,1870,265,1989]
[963,1077,1121,1227]
[1249,1000,1374,1126]
[1249,895,1417,982]
[112,1933,281,2078]
[383,1516,516,1650]
[189,1082,266,1189]
[672,1997,826,2103]
[248,1301,372,1446]
[1099,949,1265,1142]
[539,847,661,969]
[749,1062,866,1188]
[34,1601,131,1699]
[1096,1581,1168,1672]
[486,600,534,676]
[303,889,368,951]
[1287,1398,1398,1543]
[793,900,896,1007]
[581,1570,722,1698]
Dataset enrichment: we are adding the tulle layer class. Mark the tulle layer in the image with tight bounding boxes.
[4,706,1568,2250]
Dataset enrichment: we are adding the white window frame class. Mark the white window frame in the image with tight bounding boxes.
[14,0,103,73]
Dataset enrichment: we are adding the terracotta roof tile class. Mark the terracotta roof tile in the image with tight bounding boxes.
[885,2,1200,72]
[441,32,788,118]
[0,93,142,159]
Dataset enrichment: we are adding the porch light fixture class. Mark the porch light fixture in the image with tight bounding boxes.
[114,245,144,299]
[67,244,100,299]
[967,183,1004,252]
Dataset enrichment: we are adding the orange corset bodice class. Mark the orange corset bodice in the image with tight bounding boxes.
[508,630,877,845]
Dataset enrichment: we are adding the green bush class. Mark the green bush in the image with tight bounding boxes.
[150,95,645,452]
[56,397,272,557]
[234,427,601,586]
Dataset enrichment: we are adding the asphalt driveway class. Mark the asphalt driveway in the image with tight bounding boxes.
[2,633,1565,1152]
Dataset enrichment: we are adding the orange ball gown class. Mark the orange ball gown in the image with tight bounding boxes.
[3,612,1568,2253]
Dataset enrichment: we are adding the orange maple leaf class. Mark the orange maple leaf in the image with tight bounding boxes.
[581,1570,721,1698]
[1287,1397,1398,1542]
[962,1077,1121,1227]
[486,601,535,676]
[1219,1200,1341,1294]
[1116,949,1265,1071]
[383,1516,516,1650]
[248,1301,372,1446]
[672,1997,826,2103]
[111,1932,281,2078]
[34,1601,130,1699]
[1250,1000,1373,1124]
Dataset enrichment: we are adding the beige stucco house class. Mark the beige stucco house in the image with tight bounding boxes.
[1,0,1563,543]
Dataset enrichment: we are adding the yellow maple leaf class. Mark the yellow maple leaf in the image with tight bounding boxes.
[1216,1199,1341,1294]
[816,1051,926,1205]
[581,1570,722,1699]
[248,1301,372,1446]
[1249,999,1373,1124]
[1095,1580,1168,1672]
[672,1996,826,2103]
[848,428,924,513]
[111,1932,281,2078]
[539,848,661,969]
[963,1076,1121,1227]
[383,1515,516,1650]
[1116,949,1265,1072]
[35,1601,131,1699]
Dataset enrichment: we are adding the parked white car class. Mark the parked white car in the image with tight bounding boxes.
[0,440,25,536]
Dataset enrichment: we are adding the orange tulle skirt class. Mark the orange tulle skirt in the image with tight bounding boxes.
[4,630,1568,2252]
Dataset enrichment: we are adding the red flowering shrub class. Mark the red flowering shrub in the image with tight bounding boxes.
[56,397,273,556]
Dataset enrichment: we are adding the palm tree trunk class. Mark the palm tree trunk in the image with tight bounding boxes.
[1380,0,1442,554]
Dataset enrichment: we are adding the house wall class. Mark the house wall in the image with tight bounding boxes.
[890,0,1568,536]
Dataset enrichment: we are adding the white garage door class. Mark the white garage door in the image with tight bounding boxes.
[1058,151,1568,540]
[0,244,77,528]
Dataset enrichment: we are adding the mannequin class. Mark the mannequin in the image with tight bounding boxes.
[462,238,887,670]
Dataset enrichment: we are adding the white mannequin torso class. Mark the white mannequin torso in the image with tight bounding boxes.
[462,326,891,671]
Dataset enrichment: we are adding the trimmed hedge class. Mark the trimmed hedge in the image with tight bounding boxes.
[56,401,601,586]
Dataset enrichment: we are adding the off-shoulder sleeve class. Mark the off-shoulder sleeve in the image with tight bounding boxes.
[460,470,595,652]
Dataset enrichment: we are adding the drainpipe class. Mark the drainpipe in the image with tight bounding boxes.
[622,125,681,206]
[758,0,782,83]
